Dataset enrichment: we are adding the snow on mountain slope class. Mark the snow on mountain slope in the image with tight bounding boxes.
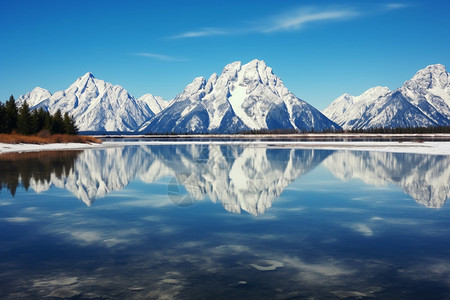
[323,64,450,130]
[401,64,450,124]
[141,59,340,133]
[18,73,166,132]
[137,94,168,115]
[323,86,391,129]
[17,87,52,108]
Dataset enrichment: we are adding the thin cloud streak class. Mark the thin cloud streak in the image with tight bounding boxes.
[169,28,227,39]
[385,3,410,10]
[133,52,188,62]
[263,8,358,33]
[170,3,409,39]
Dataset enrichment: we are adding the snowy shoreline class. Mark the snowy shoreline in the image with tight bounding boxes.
[1,138,450,156]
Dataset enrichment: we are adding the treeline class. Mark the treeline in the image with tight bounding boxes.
[240,126,450,135]
[240,128,343,134]
[347,126,450,134]
[0,95,78,135]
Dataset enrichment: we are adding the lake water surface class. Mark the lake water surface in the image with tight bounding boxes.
[1,144,450,299]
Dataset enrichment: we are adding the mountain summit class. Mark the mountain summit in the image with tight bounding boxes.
[323,64,450,130]
[140,59,340,133]
[18,73,167,132]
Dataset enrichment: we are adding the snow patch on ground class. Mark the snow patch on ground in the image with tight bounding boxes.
[0,143,104,154]
[2,140,450,156]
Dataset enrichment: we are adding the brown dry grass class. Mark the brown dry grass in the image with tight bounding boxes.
[0,133,102,144]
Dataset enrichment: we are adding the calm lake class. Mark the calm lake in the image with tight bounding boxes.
[1,144,450,299]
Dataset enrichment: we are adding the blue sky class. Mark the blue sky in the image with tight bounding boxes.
[1,0,449,110]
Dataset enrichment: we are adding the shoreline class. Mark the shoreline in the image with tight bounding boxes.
[1,135,450,155]
[96,133,450,141]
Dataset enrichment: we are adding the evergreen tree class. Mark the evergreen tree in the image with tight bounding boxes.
[63,112,78,135]
[32,107,49,134]
[51,109,64,134]
[17,100,32,134]
[5,95,18,133]
[30,109,39,134]
[43,109,52,132]
[0,102,6,133]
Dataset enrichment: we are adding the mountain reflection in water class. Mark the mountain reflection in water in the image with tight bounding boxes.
[1,145,449,212]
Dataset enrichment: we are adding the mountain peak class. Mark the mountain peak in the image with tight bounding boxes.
[246,58,266,67]
[31,86,51,94]
[221,61,242,75]
[403,63,449,95]
[421,63,447,74]
[17,86,52,108]
[356,86,391,102]
[81,72,95,79]
[409,64,448,83]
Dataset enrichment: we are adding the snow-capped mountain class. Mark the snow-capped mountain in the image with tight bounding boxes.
[323,64,450,130]
[322,86,391,129]
[17,87,52,108]
[140,59,340,133]
[18,73,167,132]
[401,64,450,123]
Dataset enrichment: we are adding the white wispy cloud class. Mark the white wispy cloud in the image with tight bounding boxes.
[263,8,358,33]
[169,28,227,39]
[170,3,409,39]
[133,52,187,62]
[385,3,410,10]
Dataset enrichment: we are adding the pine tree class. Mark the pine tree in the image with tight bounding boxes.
[0,102,6,133]
[51,109,64,134]
[31,109,39,134]
[17,100,32,135]
[31,107,49,134]
[5,95,18,133]
[63,112,78,135]
[43,109,52,132]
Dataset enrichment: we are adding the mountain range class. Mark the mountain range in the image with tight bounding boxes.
[323,64,450,130]
[17,61,450,133]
